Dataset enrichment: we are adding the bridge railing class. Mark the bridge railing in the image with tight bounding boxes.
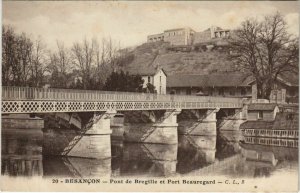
[2,86,242,104]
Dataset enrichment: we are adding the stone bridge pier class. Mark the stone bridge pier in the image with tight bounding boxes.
[177,109,219,160]
[217,106,247,131]
[122,109,181,144]
[43,110,117,159]
[178,109,220,136]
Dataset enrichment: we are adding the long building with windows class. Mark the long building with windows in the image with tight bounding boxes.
[166,73,253,98]
[166,72,298,104]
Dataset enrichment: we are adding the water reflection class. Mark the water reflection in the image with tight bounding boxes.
[1,127,298,179]
[43,156,111,178]
[216,131,242,160]
[1,129,43,176]
[2,157,43,176]
[240,143,298,178]
[113,141,177,177]
[177,135,216,174]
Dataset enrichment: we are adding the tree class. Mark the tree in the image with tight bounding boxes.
[2,25,131,90]
[28,37,48,87]
[2,25,33,86]
[48,41,72,88]
[230,12,299,99]
[71,37,132,90]
[71,38,96,89]
[93,38,113,90]
[103,70,144,92]
[143,83,156,93]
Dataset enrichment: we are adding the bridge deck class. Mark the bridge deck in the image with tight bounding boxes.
[2,86,243,113]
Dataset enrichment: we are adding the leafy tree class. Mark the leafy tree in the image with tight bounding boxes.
[230,12,299,99]
[143,83,156,93]
[103,70,144,92]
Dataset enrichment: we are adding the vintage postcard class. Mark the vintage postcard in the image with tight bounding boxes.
[1,0,299,192]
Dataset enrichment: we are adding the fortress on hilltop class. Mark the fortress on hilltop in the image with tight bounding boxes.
[147,26,230,46]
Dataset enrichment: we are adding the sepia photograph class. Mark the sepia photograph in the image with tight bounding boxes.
[1,1,299,192]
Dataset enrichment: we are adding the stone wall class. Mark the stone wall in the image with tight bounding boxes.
[194,30,211,44]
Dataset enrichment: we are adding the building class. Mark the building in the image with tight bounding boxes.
[272,75,298,103]
[241,111,298,148]
[249,73,298,104]
[127,67,167,94]
[163,28,195,46]
[247,103,279,121]
[147,26,229,46]
[193,26,230,44]
[166,73,252,98]
[147,33,164,43]
[147,27,195,46]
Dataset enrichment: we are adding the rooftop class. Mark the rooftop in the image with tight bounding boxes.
[278,72,299,86]
[126,67,167,76]
[240,112,298,130]
[248,103,278,111]
[240,121,274,130]
[164,27,194,32]
[147,33,164,38]
[167,73,251,87]
[241,72,298,87]
[273,112,298,130]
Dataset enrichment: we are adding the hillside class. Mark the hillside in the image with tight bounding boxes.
[122,41,238,76]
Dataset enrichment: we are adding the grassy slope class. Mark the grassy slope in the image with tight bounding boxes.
[122,41,238,76]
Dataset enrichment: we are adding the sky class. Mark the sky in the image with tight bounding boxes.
[3,1,299,50]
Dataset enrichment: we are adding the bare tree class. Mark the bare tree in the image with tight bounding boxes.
[2,25,128,89]
[70,37,125,90]
[48,41,71,88]
[2,25,16,85]
[230,12,299,99]
[71,38,96,89]
[28,37,48,87]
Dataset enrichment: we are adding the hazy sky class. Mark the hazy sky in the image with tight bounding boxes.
[3,1,299,50]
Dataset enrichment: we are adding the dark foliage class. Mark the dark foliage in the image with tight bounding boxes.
[103,70,144,92]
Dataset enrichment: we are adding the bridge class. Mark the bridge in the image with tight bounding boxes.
[2,86,246,159]
[2,86,242,113]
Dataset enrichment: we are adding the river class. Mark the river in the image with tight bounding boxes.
[1,127,298,179]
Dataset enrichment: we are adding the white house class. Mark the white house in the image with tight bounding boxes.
[127,67,167,94]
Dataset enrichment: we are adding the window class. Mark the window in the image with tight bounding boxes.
[258,111,263,119]
[229,88,235,96]
[148,76,150,83]
[287,114,294,120]
[160,76,161,84]
[219,88,224,96]
[241,88,246,95]
[214,32,218,38]
[208,88,213,96]
[186,88,191,95]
